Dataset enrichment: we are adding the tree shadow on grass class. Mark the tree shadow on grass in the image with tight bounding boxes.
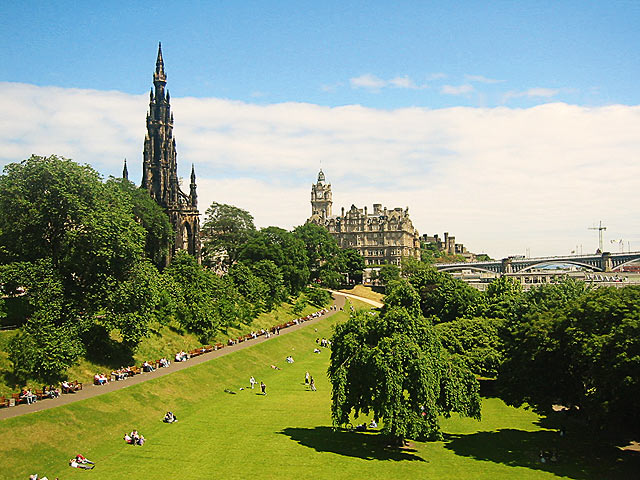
[82,324,134,369]
[279,426,426,462]
[444,428,640,480]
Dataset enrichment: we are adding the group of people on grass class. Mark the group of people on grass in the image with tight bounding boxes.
[123,429,145,446]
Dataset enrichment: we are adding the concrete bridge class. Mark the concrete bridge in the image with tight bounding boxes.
[435,251,640,274]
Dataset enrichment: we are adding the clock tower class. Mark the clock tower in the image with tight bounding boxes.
[311,169,332,219]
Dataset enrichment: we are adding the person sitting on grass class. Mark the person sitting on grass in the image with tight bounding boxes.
[163,411,178,423]
[130,430,145,446]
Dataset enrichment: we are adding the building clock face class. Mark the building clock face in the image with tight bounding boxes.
[317,190,323,199]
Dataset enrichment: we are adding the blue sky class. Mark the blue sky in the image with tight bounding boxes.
[3,1,639,108]
[1,1,639,258]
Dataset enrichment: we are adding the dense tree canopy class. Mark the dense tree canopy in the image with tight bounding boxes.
[0,156,161,381]
[329,280,481,444]
[498,286,640,435]
[202,201,256,268]
[239,226,309,295]
[404,263,482,323]
[108,178,173,268]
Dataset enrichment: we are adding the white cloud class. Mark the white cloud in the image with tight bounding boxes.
[350,74,428,91]
[350,74,387,90]
[441,84,475,95]
[503,87,561,102]
[1,81,639,259]
[465,74,503,84]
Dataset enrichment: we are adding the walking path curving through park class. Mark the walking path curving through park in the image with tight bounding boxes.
[0,291,380,421]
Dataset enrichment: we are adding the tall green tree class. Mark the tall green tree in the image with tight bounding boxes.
[498,286,640,435]
[405,263,482,323]
[435,317,503,378]
[339,248,365,284]
[202,202,256,268]
[0,156,147,312]
[329,280,481,444]
[0,156,163,379]
[239,226,309,295]
[107,178,173,268]
[293,222,340,279]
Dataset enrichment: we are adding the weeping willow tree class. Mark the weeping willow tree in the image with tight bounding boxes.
[328,280,481,445]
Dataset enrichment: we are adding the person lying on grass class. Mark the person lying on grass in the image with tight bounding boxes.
[69,458,94,469]
[74,454,94,465]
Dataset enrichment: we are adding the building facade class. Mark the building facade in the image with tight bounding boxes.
[421,232,475,261]
[140,43,201,263]
[308,170,421,266]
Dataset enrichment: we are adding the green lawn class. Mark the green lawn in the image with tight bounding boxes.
[1,304,637,480]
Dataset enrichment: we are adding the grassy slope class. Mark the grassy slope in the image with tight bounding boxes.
[1,302,638,480]
[0,300,325,396]
[338,285,384,303]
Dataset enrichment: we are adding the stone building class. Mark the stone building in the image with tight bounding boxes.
[308,170,421,266]
[137,43,201,263]
[421,232,475,261]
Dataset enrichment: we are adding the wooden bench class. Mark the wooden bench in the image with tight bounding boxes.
[0,396,10,408]
[61,381,82,393]
[215,343,224,350]
[11,393,26,404]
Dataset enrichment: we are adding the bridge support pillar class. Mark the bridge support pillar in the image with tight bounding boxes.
[501,257,513,274]
[601,252,613,272]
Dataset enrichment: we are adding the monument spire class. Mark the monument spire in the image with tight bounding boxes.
[141,43,201,264]
[154,42,166,82]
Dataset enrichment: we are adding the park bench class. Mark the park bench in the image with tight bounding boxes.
[203,345,214,352]
[11,393,26,405]
[0,396,10,408]
[35,389,47,400]
[62,381,82,393]
[215,343,224,350]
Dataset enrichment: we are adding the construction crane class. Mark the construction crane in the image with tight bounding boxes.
[589,221,607,252]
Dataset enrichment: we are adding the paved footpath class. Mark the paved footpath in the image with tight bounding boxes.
[330,290,383,309]
[0,292,362,421]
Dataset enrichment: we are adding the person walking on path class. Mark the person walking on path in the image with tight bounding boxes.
[250,376,256,389]
[310,377,316,392]
[260,381,267,395]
